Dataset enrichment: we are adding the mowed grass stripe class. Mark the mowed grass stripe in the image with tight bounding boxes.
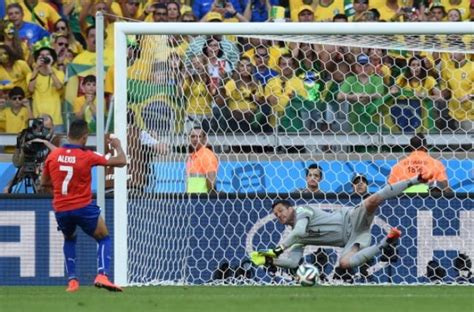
[0,286,472,312]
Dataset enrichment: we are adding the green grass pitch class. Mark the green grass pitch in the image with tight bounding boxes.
[1,286,472,312]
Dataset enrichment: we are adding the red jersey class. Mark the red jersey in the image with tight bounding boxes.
[43,144,108,212]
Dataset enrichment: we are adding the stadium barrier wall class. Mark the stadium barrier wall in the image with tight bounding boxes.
[0,196,114,286]
[0,159,472,194]
[0,194,472,285]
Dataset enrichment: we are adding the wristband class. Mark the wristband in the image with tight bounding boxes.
[273,245,284,256]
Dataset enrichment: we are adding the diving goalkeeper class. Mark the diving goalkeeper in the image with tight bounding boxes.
[250,171,433,270]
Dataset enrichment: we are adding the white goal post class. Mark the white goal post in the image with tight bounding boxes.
[113,22,473,286]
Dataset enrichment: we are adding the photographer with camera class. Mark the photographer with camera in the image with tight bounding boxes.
[4,114,60,193]
[27,40,65,133]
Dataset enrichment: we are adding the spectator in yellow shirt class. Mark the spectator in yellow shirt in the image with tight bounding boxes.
[27,44,65,132]
[183,55,214,132]
[52,19,84,56]
[389,55,442,133]
[215,57,267,133]
[0,21,30,62]
[440,0,470,21]
[440,51,474,132]
[265,54,307,127]
[4,86,33,134]
[72,26,114,67]
[19,0,61,32]
[51,33,73,73]
[352,0,370,22]
[0,43,32,93]
[73,75,97,133]
[0,85,11,133]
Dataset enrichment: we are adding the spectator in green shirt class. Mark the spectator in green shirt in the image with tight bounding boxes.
[337,54,386,133]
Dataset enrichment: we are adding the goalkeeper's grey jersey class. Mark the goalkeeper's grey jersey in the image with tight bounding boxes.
[280,205,351,249]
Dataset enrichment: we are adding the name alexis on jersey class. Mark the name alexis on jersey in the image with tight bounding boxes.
[57,155,76,164]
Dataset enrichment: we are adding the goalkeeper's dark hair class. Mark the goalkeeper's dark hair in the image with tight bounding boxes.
[272,199,293,210]
[68,119,89,140]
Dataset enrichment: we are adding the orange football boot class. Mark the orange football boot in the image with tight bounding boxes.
[387,227,402,243]
[66,279,79,292]
[94,274,123,292]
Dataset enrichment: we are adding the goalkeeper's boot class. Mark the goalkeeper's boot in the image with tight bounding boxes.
[386,227,402,244]
[66,279,79,292]
[94,274,123,292]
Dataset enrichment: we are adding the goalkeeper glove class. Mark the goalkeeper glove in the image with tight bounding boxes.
[249,246,284,266]
[250,251,267,266]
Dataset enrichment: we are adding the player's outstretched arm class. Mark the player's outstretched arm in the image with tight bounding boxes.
[279,217,308,251]
[249,218,308,267]
[106,137,127,168]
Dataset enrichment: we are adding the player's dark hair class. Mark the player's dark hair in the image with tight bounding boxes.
[410,133,427,151]
[82,74,96,85]
[305,163,323,179]
[272,199,292,210]
[68,119,89,140]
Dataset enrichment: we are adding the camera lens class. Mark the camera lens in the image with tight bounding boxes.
[42,57,51,65]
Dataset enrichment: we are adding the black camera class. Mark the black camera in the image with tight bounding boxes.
[42,56,51,65]
[16,118,51,173]
[402,7,416,13]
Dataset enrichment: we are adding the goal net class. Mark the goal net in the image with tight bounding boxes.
[112,23,473,286]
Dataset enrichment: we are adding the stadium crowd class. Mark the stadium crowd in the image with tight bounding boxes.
[0,0,472,154]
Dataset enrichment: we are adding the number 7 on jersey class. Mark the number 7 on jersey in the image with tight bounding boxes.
[60,165,73,195]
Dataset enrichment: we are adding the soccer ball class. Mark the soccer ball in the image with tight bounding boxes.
[296,264,320,287]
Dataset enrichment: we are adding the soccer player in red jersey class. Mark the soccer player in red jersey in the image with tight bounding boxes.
[40,120,127,292]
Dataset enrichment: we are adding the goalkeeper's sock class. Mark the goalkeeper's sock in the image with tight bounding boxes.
[375,176,419,200]
[97,236,111,275]
[64,237,77,280]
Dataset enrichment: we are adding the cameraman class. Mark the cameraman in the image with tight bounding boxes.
[27,44,65,133]
[3,114,60,193]
[26,114,64,152]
